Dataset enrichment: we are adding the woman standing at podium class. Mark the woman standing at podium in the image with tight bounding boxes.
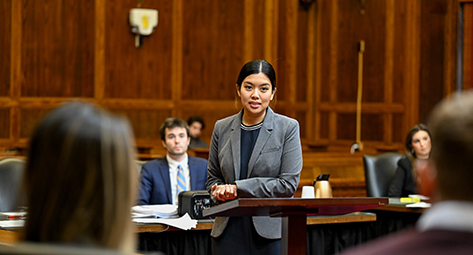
[206,60,303,254]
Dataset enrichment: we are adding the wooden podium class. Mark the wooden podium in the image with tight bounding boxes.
[203,197,388,255]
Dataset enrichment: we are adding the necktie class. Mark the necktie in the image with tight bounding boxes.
[177,164,186,194]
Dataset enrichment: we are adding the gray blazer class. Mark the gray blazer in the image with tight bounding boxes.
[206,107,303,239]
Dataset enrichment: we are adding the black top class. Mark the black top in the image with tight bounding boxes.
[388,156,418,197]
[188,137,209,149]
[239,122,262,180]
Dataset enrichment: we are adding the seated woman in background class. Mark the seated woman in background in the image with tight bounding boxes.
[17,102,137,253]
[388,124,432,197]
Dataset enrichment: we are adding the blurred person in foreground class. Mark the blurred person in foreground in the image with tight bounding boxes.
[341,91,473,255]
[1,102,138,254]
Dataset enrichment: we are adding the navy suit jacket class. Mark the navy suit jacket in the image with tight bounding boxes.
[138,156,208,205]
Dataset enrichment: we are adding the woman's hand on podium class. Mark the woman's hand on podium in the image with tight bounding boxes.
[211,184,238,201]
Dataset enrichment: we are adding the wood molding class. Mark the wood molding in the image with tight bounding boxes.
[95,0,105,100]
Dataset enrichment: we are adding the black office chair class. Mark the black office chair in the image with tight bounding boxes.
[363,152,403,197]
[0,158,26,212]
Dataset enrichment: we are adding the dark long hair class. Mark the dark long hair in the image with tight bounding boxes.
[405,123,432,159]
[23,102,136,252]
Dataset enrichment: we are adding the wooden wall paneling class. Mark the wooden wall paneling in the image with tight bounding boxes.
[316,0,332,104]
[298,153,366,197]
[387,1,412,149]
[19,107,53,140]
[462,2,473,90]
[341,0,387,104]
[392,1,408,105]
[294,1,313,142]
[336,113,356,141]
[264,0,278,63]
[419,0,449,124]
[313,0,330,145]
[104,0,172,100]
[0,0,11,97]
[245,0,265,60]
[383,0,395,146]
[296,2,310,105]
[318,111,329,140]
[300,153,364,179]
[333,0,388,149]
[276,0,297,105]
[9,0,22,146]
[181,0,245,101]
[295,110,307,139]
[392,113,404,151]
[304,1,316,143]
[443,0,458,96]
[404,0,421,129]
[102,98,173,146]
[312,0,447,152]
[1,1,13,145]
[181,104,240,146]
[361,114,384,142]
[95,0,105,100]
[171,0,183,113]
[2,0,459,158]
[0,109,11,140]
[21,0,94,98]
[243,0,254,60]
[328,1,339,146]
[112,108,172,141]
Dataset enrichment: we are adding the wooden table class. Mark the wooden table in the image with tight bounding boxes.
[0,211,377,247]
[371,204,426,213]
[134,211,376,233]
[203,197,388,255]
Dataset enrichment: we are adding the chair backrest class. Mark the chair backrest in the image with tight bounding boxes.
[0,158,26,212]
[363,152,403,197]
[135,160,147,176]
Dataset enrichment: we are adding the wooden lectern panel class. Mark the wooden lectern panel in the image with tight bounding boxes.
[203,197,388,255]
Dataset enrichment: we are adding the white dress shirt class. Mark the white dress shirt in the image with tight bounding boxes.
[166,154,191,205]
[417,200,473,233]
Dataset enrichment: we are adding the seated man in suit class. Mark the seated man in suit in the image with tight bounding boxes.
[341,91,473,255]
[138,117,208,205]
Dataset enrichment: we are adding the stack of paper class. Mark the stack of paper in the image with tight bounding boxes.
[0,219,25,230]
[132,204,178,218]
[133,213,197,230]
[0,211,27,220]
[406,194,431,208]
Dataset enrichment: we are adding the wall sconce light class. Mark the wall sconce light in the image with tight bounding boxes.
[129,8,158,48]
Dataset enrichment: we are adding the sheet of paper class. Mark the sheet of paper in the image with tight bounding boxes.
[408,194,430,200]
[406,202,431,208]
